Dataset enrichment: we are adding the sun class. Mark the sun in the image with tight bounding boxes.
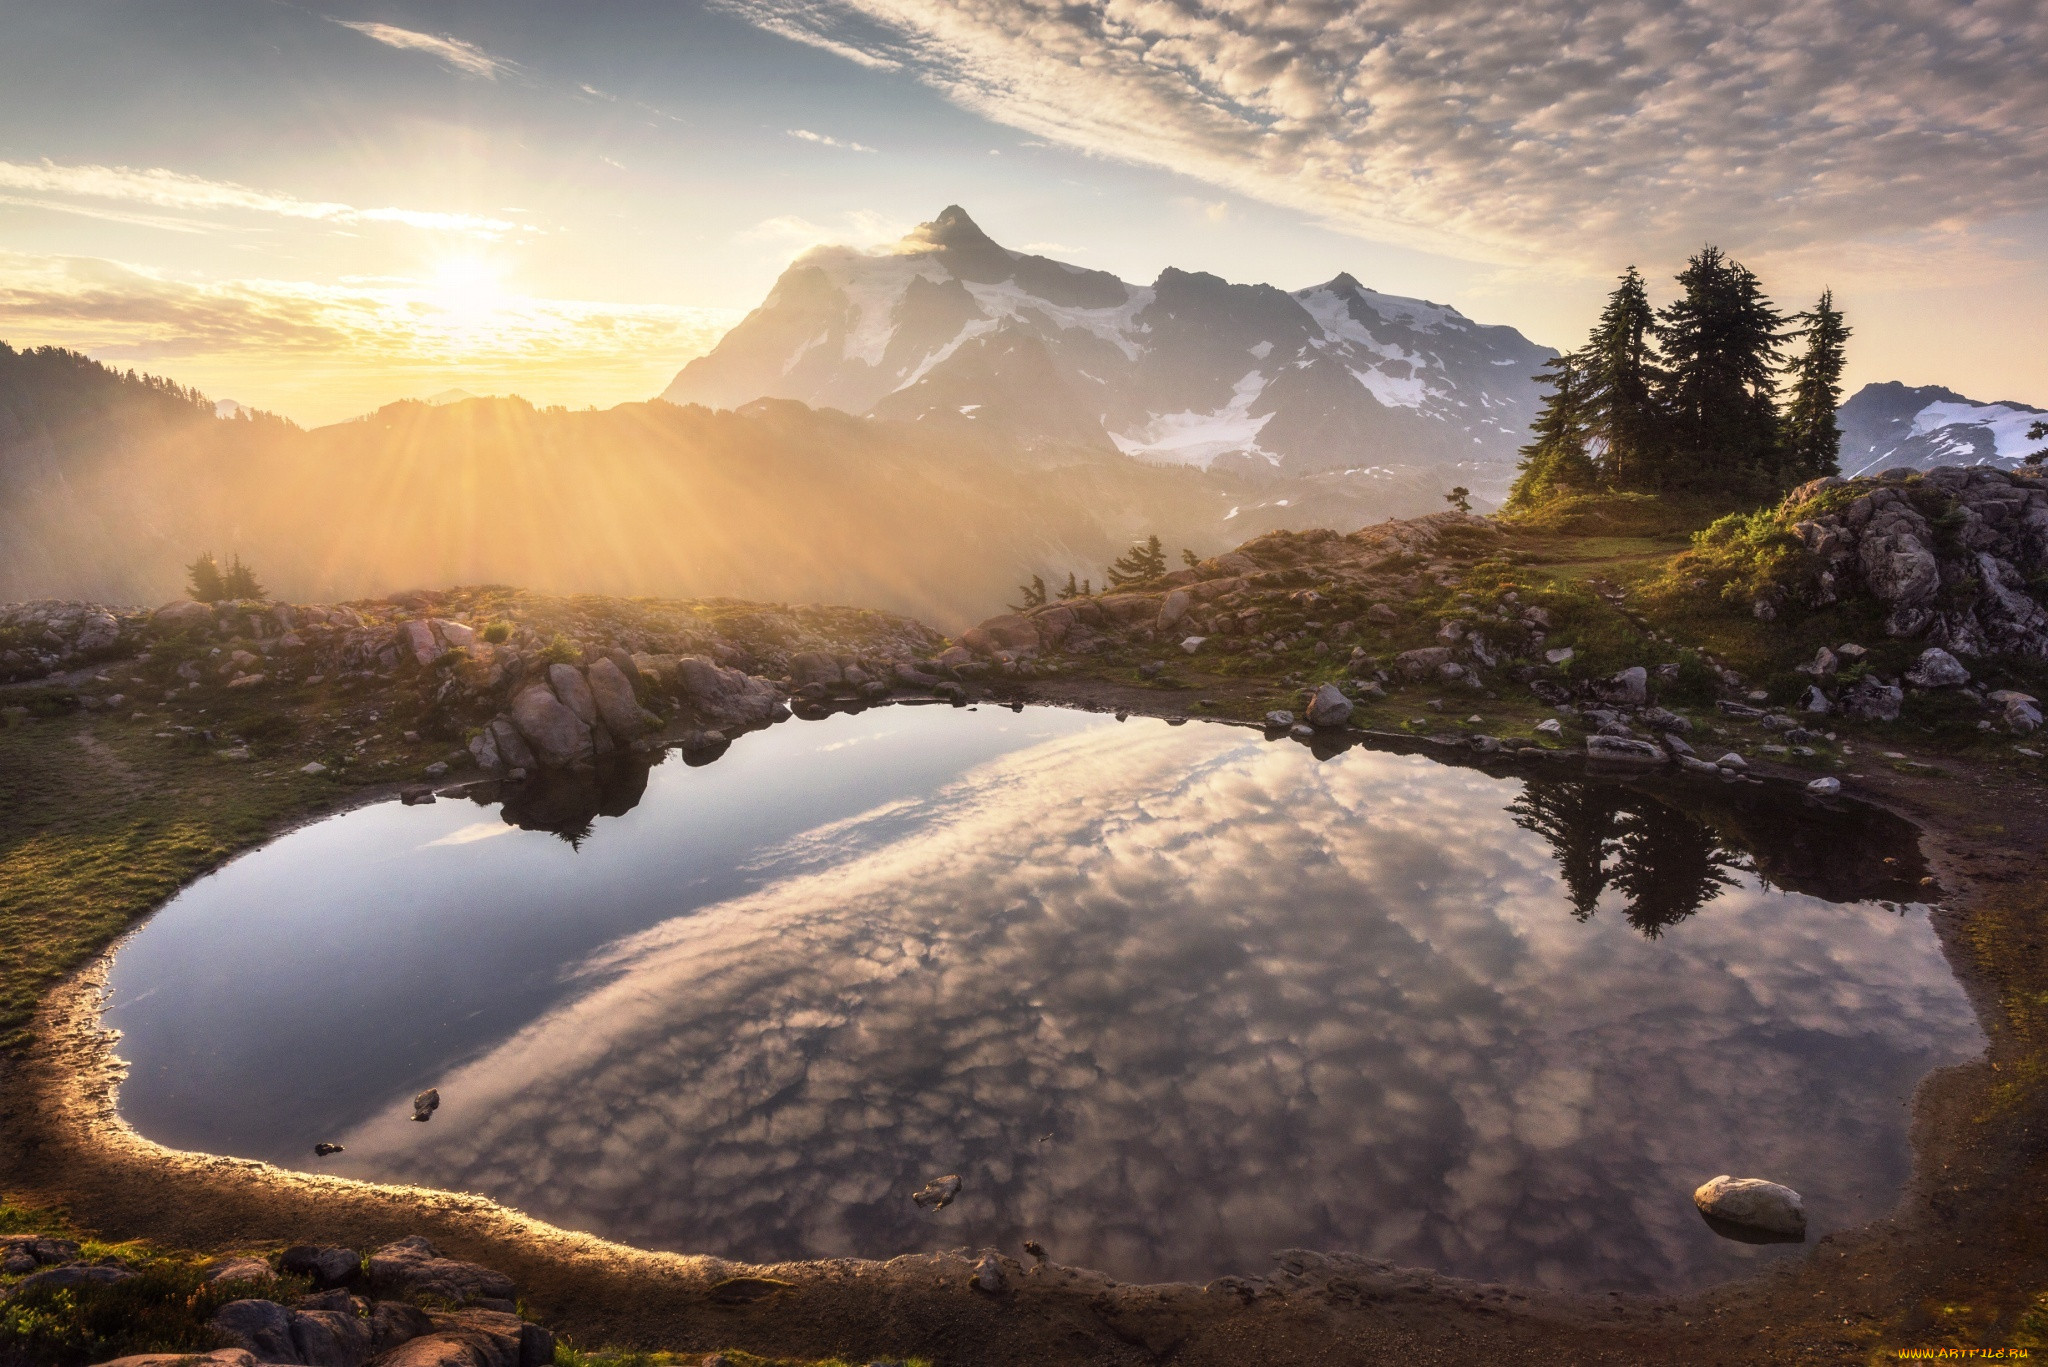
[425,255,509,319]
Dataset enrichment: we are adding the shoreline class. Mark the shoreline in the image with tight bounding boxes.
[7,686,2045,1362]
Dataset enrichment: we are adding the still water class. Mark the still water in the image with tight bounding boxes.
[102,705,1981,1293]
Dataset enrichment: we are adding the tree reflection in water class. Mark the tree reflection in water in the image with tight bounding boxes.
[1510,781,1746,937]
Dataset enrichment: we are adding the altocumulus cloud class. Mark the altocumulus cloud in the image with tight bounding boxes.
[713,0,2048,264]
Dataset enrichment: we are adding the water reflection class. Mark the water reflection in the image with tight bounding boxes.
[104,709,1976,1295]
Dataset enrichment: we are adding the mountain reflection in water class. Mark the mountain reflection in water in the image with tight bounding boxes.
[103,708,1976,1295]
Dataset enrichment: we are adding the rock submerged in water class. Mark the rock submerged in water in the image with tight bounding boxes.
[1693,1174,1807,1241]
[911,1174,962,1211]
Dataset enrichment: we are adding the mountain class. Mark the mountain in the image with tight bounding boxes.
[1837,382,2046,476]
[661,207,1555,484]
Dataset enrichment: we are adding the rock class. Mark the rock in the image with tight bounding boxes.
[1535,718,1563,737]
[365,1238,515,1308]
[402,621,446,667]
[546,663,598,726]
[1835,643,1869,662]
[206,1257,274,1285]
[281,1246,359,1288]
[1807,777,1842,795]
[1290,723,1315,740]
[1715,752,1747,769]
[509,684,591,768]
[912,1174,962,1211]
[2007,699,2044,734]
[1805,646,1839,677]
[11,1263,138,1296]
[1905,647,1970,688]
[1677,754,1723,775]
[153,600,215,631]
[1596,666,1648,705]
[1840,676,1904,722]
[1365,603,1398,625]
[412,1089,440,1122]
[1263,710,1295,729]
[1157,589,1192,629]
[1640,706,1691,733]
[972,1255,1007,1294]
[487,719,536,772]
[96,1353,258,1367]
[293,1306,376,1367]
[437,620,476,651]
[1303,684,1353,729]
[467,730,501,771]
[314,1142,344,1157]
[1393,646,1453,679]
[400,785,435,805]
[788,651,843,688]
[1585,735,1667,766]
[1661,732,1697,758]
[211,1299,297,1360]
[1179,635,1206,654]
[587,657,657,737]
[371,1334,493,1367]
[1543,647,1575,665]
[1801,685,1832,714]
[300,761,329,776]
[371,1302,437,1356]
[893,661,942,689]
[1693,1174,1806,1239]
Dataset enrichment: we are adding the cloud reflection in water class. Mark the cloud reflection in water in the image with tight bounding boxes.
[331,722,1978,1291]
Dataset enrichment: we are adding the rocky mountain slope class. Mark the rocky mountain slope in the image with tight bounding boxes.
[1837,381,2046,476]
[662,207,1555,485]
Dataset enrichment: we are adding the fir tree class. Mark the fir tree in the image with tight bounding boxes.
[2028,421,2048,466]
[1106,534,1167,586]
[1057,572,1083,600]
[1581,266,1663,489]
[221,553,265,600]
[1444,486,1472,513]
[1779,289,1850,483]
[1505,353,1599,511]
[1011,574,1048,611]
[186,551,226,603]
[1181,547,1201,569]
[1655,246,1785,495]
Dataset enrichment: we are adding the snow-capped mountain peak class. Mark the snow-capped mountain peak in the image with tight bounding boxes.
[661,206,1554,476]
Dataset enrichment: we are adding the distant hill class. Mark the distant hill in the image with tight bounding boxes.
[661,206,1555,499]
[1836,381,2046,476]
[0,347,1462,627]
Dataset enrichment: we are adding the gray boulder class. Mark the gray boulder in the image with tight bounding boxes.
[546,663,597,726]
[1905,647,1971,688]
[152,600,214,632]
[211,1298,298,1361]
[1840,676,1904,721]
[369,1336,492,1367]
[1263,710,1295,729]
[95,1353,259,1367]
[1303,684,1353,729]
[788,652,843,688]
[281,1246,358,1288]
[1585,735,1667,766]
[205,1257,274,1285]
[509,684,592,769]
[292,1307,374,1367]
[674,657,783,728]
[365,1237,515,1308]
[9,1263,136,1296]
[586,657,657,738]
[1596,666,1648,705]
[1392,646,1452,679]
[1693,1174,1806,1239]
[487,718,536,772]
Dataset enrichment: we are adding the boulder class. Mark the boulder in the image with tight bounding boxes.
[1905,647,1971,688]
[586,658,657,737]
[95,1354,258,1367]
[1596,666,1648,705]
[1179,635,1206,654]
[211,1299,298,1361]
[292,1307,375,1367]
[1800,685,1832,715]
[2006,698,2043,734]
[1693,1175,1806,1239]
[1839,676,1903,722]
[10,1263,137,1296]
[153,600,215,631]
[1393,647,1452,680]
[281,1245,359,1288]
[1807,777,1843,795]
[1365,603,1398,625]
[206,1257,275,1285]
[487,718,537,772]
[401,621,445,667]
[546,663,597,725]
[370,1335,493,1367]
[436,620,476,650]
[1535,718,1563,737]
[509,685,592,769]
[365,1238,515,1308]
[978,614,1040,651]
[787,652,842,688]
[673,657,782,728]
[972,1255,1007,1294]
[1303,684,1353,729]
[1585,736,1667,766]
[371,1302,438,1356]
[1157,589,1192,630]
[1263,710,1295,729]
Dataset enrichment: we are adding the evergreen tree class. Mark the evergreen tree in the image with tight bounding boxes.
[2028,421,2048,466]
[1181,547,1201,569]
[221,553,265,600]
[1106,534,1167,586]
[1581,266,1664,489]
[1654,246,1785,495]
[1505,353,1599,511]
[1010,574,1048,611]
[1508,781,1619,921]
[1444,486,1472,513]
[1057,572,1083,600]
[1779,290,1850,483]
[186,551,226,603]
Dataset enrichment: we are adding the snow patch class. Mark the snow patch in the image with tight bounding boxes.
[1248,339,1274,359]
[1109,370,1276,469]
[962,279,1155,360]
[1351,366,1430,409]
[1907,401,2047,461]
[892,317,1000,390]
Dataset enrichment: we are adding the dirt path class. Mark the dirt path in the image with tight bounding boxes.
[3,684,2044,1364]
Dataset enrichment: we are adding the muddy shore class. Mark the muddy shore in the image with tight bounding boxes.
[4,677,2045,1364]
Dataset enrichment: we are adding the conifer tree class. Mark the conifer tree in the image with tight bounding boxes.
[1654,246,1785,495]
[1444,486,1472,513]
[1581,266,1663,489]
[1505,354,1599,510]
[1779,290,1851,483]
[1181,548,1201,569]
[221,553,265,600]
[1011,574,1048,611]
[1106,534,1167,586]
[186,551,226,603]
[1057,572,1082,600]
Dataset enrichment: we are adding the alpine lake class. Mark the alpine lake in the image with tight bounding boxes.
[99,702,1981,1295]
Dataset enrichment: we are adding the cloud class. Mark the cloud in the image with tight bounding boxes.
[739,210,911,254]
[332,20,510,79]
[714,0,2048,268]
[786,129,877,153]
[0,249,740,421]
[0,159,514,238]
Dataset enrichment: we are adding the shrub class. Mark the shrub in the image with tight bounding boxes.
[538,634,581,666]
[481,621,512,644]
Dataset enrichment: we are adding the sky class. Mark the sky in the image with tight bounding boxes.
[1,0,2043,426]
